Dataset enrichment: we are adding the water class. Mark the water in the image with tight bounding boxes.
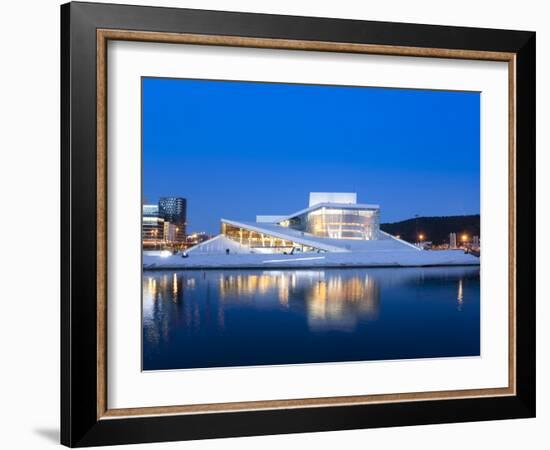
[142,267,480,371]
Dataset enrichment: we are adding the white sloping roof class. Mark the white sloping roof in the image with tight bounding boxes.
[256,215,286,223]
[186,234,252,254]
[379,230,421,251]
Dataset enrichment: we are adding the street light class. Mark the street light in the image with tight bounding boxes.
[461,234,468,242]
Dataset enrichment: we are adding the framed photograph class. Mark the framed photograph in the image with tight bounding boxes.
[61,2,536,447]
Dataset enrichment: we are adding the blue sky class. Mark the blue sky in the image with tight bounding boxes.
[143,77,480,234]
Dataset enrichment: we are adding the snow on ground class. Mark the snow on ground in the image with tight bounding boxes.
[144,229,479,270]
[143,249,479,270]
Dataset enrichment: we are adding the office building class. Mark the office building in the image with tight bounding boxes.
[159,197,187,243]
[142,204,164,248]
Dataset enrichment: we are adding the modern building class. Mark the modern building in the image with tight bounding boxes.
[142,204,164,248]
[187,192,418,255]
[163,222,178,245]
[159,197,187,243]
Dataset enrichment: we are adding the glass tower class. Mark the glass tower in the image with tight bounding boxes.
[159,197,187,243]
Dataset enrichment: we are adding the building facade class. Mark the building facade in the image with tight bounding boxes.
[159,197,187,244]
[142,204,164,248]
[163,222,177,245]
[188,192,414,255]
[277,205,379,240]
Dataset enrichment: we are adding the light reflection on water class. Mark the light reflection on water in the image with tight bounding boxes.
[143,267,480,370]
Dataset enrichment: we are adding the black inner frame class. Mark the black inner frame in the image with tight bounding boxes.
[61,2,536,447]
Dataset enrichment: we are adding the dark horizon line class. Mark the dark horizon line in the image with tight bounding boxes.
[381,213,480,225]
[178,212,481,234]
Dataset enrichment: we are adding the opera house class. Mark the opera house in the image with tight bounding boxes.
[189,192,417,254]
[142,192,480,269]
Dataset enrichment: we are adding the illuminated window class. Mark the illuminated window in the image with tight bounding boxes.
[283,207,380,240]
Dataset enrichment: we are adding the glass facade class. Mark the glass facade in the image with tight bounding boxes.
[222,223,321,253]
[220,196,380,253]
[142,204,159,216]
[281,207,379,240]
[159,197,187,243]
[142,215,165,248]
[306,207,379,240]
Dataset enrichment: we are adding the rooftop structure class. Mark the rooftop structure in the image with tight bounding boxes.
[308,192,357,206]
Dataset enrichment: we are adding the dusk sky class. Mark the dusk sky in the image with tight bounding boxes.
[142,77,480,235]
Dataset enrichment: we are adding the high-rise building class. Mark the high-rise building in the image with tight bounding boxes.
[142,204,164,248]
[159,197,187,243]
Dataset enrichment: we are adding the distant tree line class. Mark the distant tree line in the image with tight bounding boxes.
[380,215,480,245]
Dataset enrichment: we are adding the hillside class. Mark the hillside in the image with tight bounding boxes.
[380,215,480,245]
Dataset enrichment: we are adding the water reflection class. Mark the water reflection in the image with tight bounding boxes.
[143,267,480,370]
[215,271,381,331]
[457,278,464,311]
